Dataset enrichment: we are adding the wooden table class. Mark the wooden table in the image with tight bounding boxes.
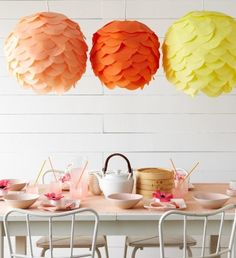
[0,183,235,258]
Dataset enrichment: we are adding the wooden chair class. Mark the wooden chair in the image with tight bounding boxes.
[37,170,109,258]
[4,208,99,258]
[159,204,236,258]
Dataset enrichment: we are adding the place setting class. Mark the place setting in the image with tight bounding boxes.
[0,156,89,212]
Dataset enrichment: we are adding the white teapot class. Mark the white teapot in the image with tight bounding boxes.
[94,153,134,197]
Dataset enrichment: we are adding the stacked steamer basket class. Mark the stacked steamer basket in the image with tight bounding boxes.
[136,168,174,198]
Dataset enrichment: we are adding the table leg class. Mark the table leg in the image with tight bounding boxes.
[15,236,26,255]
[0,223,3,258]
[210,235,220,258]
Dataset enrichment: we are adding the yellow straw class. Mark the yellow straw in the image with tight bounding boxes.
[181,162,200,184]
[76,160,88,188]
[48,156,57,181]
[170,158,177,176]
[34,160,47,185]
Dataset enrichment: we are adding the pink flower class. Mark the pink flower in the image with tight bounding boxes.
[0,180,9,190]
[153,190,173,202]
[44,193,64,201]
[59,173,71,183]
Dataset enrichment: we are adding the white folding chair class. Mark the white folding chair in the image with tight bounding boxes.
[123,234,196,258]
[159,204,236,258]
[4,208,99,258]
[42,169,65,184]
[38,170,109,258]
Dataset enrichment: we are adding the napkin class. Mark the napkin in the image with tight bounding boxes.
[39,200,80,212]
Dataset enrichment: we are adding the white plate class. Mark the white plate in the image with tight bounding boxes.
[144,198,186,211]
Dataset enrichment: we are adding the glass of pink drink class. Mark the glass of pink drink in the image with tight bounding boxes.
[172,178,188,198]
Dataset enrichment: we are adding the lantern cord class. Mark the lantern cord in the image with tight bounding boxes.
[100,0,104,20]
[46,0,49,12]
[124,0,127,20]
[202,0,205,11]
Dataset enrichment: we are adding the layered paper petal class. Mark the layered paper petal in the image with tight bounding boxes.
[90,20,160,90]
[163,11,236,97]
[4,12,88,94]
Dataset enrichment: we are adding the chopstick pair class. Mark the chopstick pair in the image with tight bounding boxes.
[170,159,199,183]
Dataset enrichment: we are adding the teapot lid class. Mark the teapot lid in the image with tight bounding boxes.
[103,170,132,181]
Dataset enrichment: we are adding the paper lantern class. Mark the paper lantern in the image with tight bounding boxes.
[4,12,88,94]
[163,11,236,97]
[90,20,160,90]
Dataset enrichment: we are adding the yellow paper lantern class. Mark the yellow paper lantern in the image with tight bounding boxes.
[4,12,88,94]
[90,20,160,90]
[163,11,236,97]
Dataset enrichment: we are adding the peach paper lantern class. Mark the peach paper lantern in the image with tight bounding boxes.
[90,20,160,90]
[4,12,88,94]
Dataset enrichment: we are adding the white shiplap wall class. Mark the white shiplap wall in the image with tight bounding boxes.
[0,0,236,183]
[0,1,236,257]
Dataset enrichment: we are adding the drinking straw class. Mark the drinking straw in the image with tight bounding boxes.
[34,160,47,185]
[48,156,57,181]
[76,160,88,188]
[182,162,200,184]
[170,158,177,176]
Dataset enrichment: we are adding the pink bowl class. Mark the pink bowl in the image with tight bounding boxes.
[4,193,39,209]
[107,193,143,209]
[194,192,229,209]
[3,179,27,191]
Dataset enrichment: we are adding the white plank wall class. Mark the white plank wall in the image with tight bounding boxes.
[0,0,236,257]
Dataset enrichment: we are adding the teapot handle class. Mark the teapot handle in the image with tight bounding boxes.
[102,153,133,175]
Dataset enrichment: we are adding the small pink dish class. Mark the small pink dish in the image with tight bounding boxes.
[0,189,8,198]
[194,192,230,209]
[226,188,236,197]
[144,198,186,211]
[107,193,143,209]
[39,199,80,211]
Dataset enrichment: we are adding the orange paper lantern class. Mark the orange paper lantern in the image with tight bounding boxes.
[90,21,160,90]
[4,12,88,94]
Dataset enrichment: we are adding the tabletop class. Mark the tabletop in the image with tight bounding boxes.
[0,183,235,220]
[0,183,236,258]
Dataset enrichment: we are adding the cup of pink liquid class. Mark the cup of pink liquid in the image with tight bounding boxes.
[69,178,88,200]
[46,181,62,195]
[25,184,39,194]
[172,179,188,198]
[172,168,189,198]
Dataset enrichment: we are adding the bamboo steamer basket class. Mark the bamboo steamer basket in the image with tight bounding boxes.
[136,167,174,198]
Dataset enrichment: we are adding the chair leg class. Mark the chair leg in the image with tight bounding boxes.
[131,247,141,258]
[123,237,128,258]
[104,236,109,258]
[40,248,48,257]
[187,246,193,257]
[95,247,102,258]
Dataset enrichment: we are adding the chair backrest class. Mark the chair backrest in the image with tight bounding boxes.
[4,208,99,258]
[42,169,64,184]
[159,204,236,258]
